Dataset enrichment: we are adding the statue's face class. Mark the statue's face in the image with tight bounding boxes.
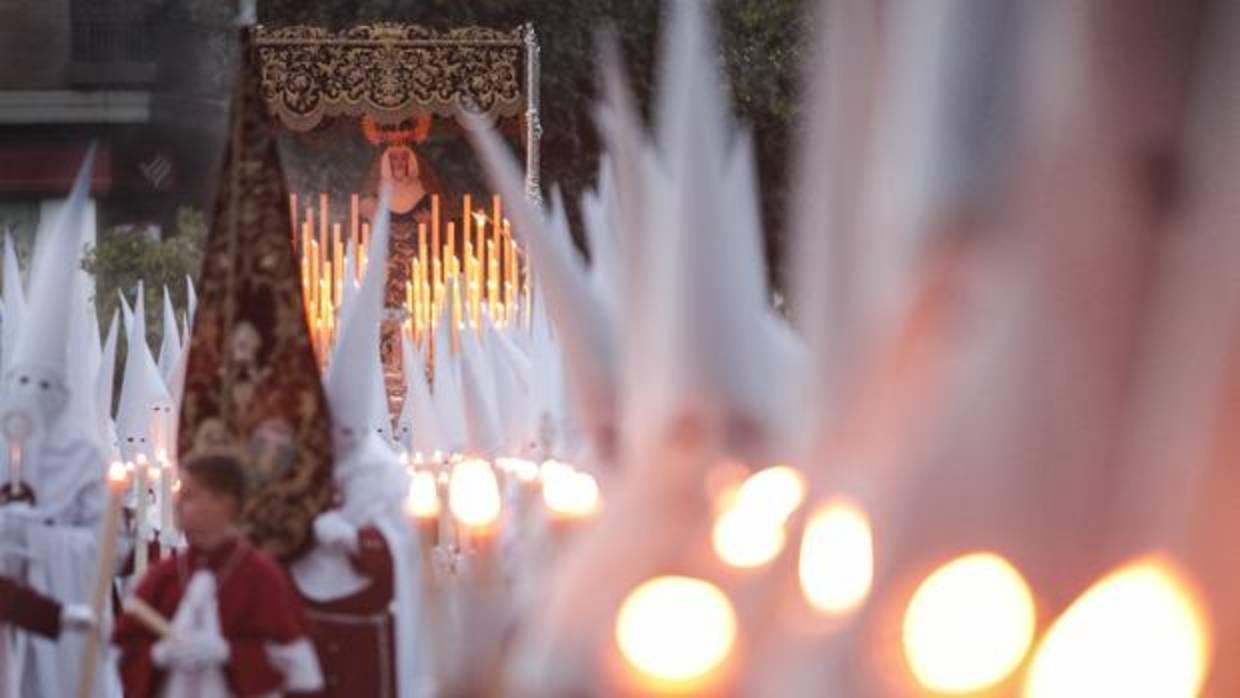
[385,147,418,184]
[390,150,411,181]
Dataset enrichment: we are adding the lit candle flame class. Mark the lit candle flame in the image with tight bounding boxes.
[732,465,805,522]
[1023,557,1211,698]
[711,465,806,569]
[406,470,440,519]
[512,459,540,483]
[902,552,1036,694]
[712,506,786,569]
[448,459,501,530]
[542,467,601,519]
[540,459,572,482]
[705,461,750,513]
[799,498,874,615]
[615,576,737,693]
[107,462,128,491]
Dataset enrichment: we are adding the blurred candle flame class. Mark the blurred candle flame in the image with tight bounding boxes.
[448,458,501,529]
[615,576,737,694]
[1023,557,1211,698]
[407,470,441,519]
[512,459,540,483]
[733,465,805,521]
[902,552,1036,694]
[799,498,874,616]
[542,467,601,519]
[712,465,806,569]
[107,462,128,491]
[713,506,786,569]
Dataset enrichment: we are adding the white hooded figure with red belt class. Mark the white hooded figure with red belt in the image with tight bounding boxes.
[291,188,428,698]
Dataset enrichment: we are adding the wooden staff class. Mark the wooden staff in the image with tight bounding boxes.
[134,455,150,578]
[77,463,128,698]
[122,596,173,639]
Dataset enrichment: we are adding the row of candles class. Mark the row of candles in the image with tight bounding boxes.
[603,462,1210,696]
[100,447,602,584]
[75,409,1206,694]
[291,192,531,365]
[115,450,179,578]
[401,452,601,557]
[86,442,1207,691]
[83,447,1209,693]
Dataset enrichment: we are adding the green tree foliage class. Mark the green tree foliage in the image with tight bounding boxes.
[82,207,207,348]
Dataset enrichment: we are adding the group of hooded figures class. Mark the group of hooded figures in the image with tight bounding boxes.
[0,135,587,698]
[0,116,564,698]
[9,0,1240,694]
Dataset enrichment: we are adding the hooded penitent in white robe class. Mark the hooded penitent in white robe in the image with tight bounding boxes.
[0,147,114,698]
[292,190,429,697]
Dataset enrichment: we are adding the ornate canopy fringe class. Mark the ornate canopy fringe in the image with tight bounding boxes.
[254,23,529,131]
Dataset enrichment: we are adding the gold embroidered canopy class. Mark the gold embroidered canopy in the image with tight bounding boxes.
[254,21,543,200]
[255,23,531,130]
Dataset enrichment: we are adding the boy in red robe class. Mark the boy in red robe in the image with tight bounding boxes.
[113,452,323,697]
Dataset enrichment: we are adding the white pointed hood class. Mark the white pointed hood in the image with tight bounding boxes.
[157,285,183,384]
[459,324,503,458]
[623,1,785,471]
[580,155,624,319]
[484,316,533,454]
[397,332,440,457]
[520,288,568,460]
[324,187,392,455]
[336,242,361,339]
[467,119,619,463]
[65,260,103,440]
[96,310,120,452]
[116,283,174,462]
[183,274,198,348]
[118,288,135,338]
[430,302,467,455]
[8,145,96,382]
[2,233,25,374]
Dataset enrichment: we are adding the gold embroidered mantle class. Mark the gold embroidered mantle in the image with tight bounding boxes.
[254,23,528,132]
[181,30,336,561]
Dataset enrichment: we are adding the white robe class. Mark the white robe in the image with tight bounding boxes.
[291,448,430,698]
[5,424,115,698]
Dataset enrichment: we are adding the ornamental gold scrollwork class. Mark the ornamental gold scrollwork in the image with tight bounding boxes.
[254,23,527,132]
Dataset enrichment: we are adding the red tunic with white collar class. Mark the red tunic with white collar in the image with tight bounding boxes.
[113,536,313,698]
[298,526,398,698]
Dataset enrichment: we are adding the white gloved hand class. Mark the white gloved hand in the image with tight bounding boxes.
[60,604,96,634]
[152,631,230,671]
[313,511,358,553]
